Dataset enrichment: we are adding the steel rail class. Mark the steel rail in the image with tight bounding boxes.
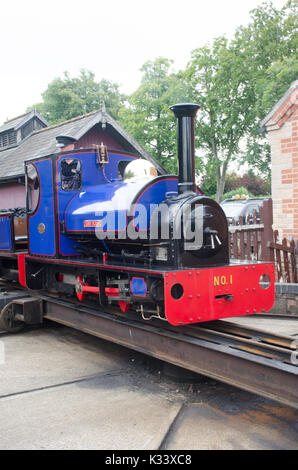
[96,305,298,363]
[34,294,298,409]
[166,324,296,363]
[197,320,298,349]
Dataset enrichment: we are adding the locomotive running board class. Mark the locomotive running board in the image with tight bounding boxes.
[34,294,298,409]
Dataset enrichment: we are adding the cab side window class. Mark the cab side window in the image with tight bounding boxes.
[118,160,130,179]
[27,163,40,213]
[61,159,82,191]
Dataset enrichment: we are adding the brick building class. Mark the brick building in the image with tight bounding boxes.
[261,80,298,240]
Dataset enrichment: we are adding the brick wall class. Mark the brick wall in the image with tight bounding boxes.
[265,83,298,240]
[268,283,298,316]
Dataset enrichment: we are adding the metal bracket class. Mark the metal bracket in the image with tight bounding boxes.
[12,297,43,324]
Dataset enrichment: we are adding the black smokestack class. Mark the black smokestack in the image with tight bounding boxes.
[170,103,200,195]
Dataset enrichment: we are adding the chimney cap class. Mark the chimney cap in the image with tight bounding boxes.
[170,103,200,118]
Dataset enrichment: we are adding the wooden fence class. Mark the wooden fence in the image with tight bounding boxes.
[228,198,298,283]
[269,231,297,283]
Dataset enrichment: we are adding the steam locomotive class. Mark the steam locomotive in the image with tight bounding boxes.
[0,103,274,329]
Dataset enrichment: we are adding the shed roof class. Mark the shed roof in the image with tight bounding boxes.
[0,110,48,134]
[0,109,166,181]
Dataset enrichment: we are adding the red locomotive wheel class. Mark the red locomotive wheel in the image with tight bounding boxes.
[75,276,100,302]
[75,276,86,302]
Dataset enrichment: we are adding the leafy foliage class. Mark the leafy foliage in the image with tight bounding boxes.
[221,187,255,201]
[199,159,219,196]
[184,0,297,201]
[118,58,191,173]
[28,69,126,124]
[225,172,271,195]
[185,36,257,201]
[233,0,298,176]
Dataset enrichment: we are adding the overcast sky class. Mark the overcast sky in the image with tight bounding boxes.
[0,0,287,125]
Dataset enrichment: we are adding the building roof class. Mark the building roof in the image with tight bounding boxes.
[0,110,48,134]
[261,79,298,132]
[0,109,166,181]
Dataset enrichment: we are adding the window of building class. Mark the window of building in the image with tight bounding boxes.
[0,131,16,148]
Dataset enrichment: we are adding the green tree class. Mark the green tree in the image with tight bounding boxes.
[185,0,297,201]
[199,159,218,197]
[224,171,271,195]
[233,0,298,176]
[119,57,190,173]
[185,37,254,202]
[28,69,126,124]
[257,57,298,114]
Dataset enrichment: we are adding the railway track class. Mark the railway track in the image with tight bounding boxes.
[0,284,297,408]
[101,307,298,366]
[1,307,297,365]
[172,321,298,364]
